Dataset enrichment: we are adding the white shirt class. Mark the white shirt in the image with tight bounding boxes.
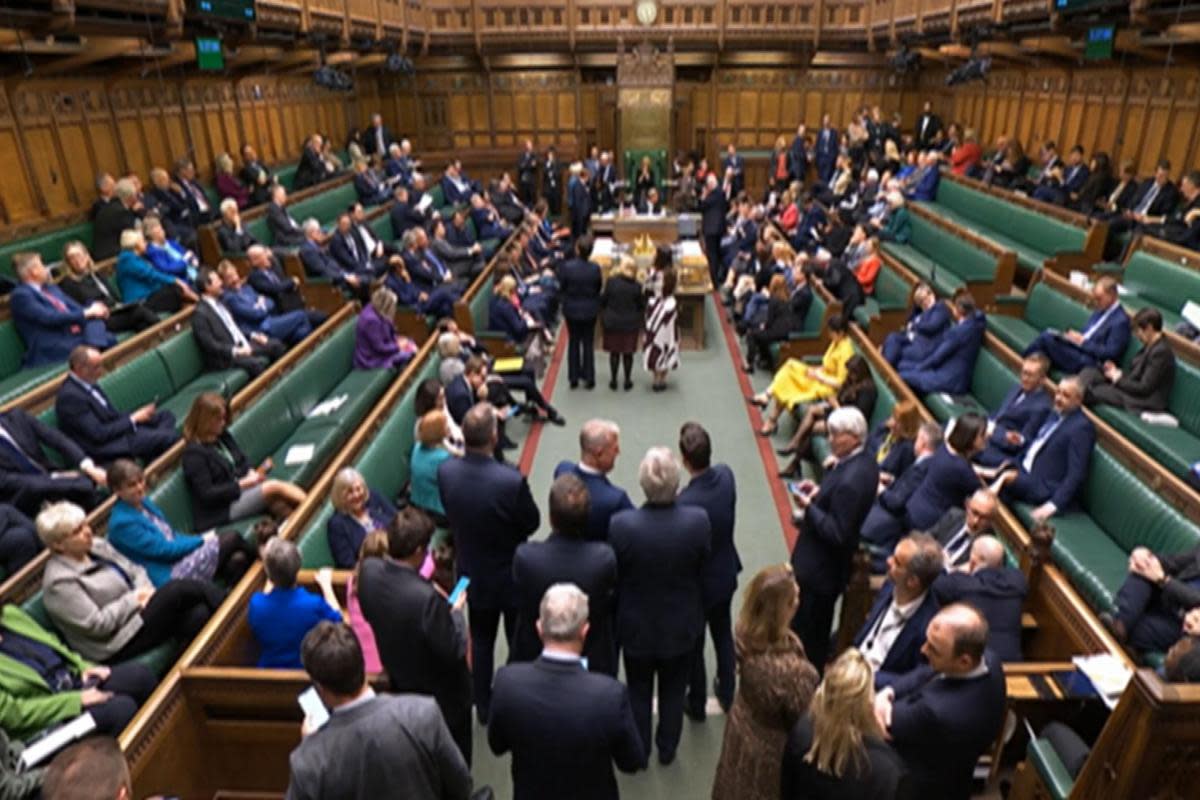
[943,525,973,568]
[861,590,927,673]
[1080,302,1119,342]
[1021,414,1062,473]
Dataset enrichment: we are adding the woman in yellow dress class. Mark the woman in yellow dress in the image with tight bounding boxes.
[749,313,853,436]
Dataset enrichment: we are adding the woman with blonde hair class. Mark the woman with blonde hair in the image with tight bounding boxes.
[354,285,417,369]
[214,152,250,209]
[634,155,656,206]
[711,564,818,800]
[325,466,396,569]
[781,648,905,798]
[600,254,645,390]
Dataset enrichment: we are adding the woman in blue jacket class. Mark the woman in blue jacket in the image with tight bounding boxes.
[114,229,194,313]
[106,459,256,587]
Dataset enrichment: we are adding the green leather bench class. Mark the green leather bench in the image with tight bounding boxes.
[768,291,829,366]
[1110,250,1200,331]
[144,321,395,536]
[297,356,439,567]
[0,221,94,277]
[881,213,1000,298]
[923,178,1089,274]
[1026,735,1075,800]
[853,262,911,331]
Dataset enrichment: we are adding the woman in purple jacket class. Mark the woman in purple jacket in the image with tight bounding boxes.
[353,286,417,369]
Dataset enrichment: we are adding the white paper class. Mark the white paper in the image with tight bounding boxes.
[415,194,433,213]
[1071,654,1132,710]
[1140,411,1179,427]
[298,687,330,731]
[1069,270,1092,289]
[592,238,616,260]
[307,394,348,418]
[678,240,704,259]
[20,713,96,769]
[285,444,315,466]
[1181,300,1200,330]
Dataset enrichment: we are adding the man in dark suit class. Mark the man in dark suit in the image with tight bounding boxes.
[1079,307,1175,413]
[609,447,710,765]
[146,167,197,249]
[1153,169,1200,250]
[246,245,317,318]
[976,354,1054,467]
[860,421,943,572]
[299,219,369,301]
[636,187,664,216]
[444,357,485,426]
[815,114,839,185]
[10,253,114,368]
[437,404,541,723]
[790,407,880,673]
[191,267,285,379]
[552,419,633,542]
[510,475,619,676]
[925,489,999,571]
[363,113,393,158]
[875,604,1007,799]
[287,621,472,799]
[173,158,215,224]
[1023,276,1130,375]
[933,536,1027,662]
[855,533,943,688]
[356,507,474,765]
[239,144,273,207]
[265,185,306,249]
[592,152,616,213]
[293,134,333,191]
[542,147,562,217]
[915,101,942,149]
[788,123,808,184]
[899,293,986,396]
[677,422,740,717]
[329,213,382,278]
[0,504,41,577]
[1108,159,1179,236]
[1102,541,1200,653]
[489,583,646,799]
[440,161,476,206]
[700,175,728,287]
[92,178,143,261]
[352,160,391,207]
[558,236,602,389]
[218,262,314,348]
[389,185,427,242]
[55,346,177,465]
[516,139,539,206]
[722,143,745,197]
[0,408,106,514]
[997,376,1095,523]
[567,163,591,241]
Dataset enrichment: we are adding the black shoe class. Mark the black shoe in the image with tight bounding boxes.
[775,445,795,456]
[546,410,566,426]
[778,465,799,478]
[569,381,579,390]
[609,379,618,390]
[741,362,754,374]
[585,381,595,390]
[685,695,706,721]
[624,379,633,391]
[499,436,519,450]
[658,749,677,766]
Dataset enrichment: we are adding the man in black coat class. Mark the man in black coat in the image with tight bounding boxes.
[790,407,879,672]
[245,245,317,319]
[146,167,197,250]
[192,267,284,378]
[363,113,393,158]
[489,583,646,800]
[357,506,473,764]
[875,604,1007,799]
[933,536,1027,662]
[92,179,143,261]
[1101,541,1200,653]
[0,408,106,514]
[609,447,710,765]
[677,422,740,717]
[389,186,427,242]
[542,147,562,217]
[437,404,541,723]
[915,100,943,149]
[265,185,306,249]
[788,123,808,184]
[0,504,41,577]
[1080,307,1175,413]
[567,164,592,241]
[516,139,539,206]
[552,420,634,542]
[700,175,728,287]
[511,474,618,675]
[55,346,178,465]
[558,236,603,389]
[926,489,999,571]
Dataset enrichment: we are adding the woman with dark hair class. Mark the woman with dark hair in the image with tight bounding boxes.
[711,564,818,800]
[1074,152,1114,214]
[743,274,802,374]
[643,252,680,392]
[750,313,853,436]
[776,356,877,477]
[905,412,987,531]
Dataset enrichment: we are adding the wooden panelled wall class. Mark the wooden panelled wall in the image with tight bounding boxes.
[927,66,1200,177]
[0,76,356,232]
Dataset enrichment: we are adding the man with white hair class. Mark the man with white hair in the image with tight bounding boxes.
[10,252,113,367]
[265,184,305,249]
[364,112,392,157]
[92,177,143,260]
[932,535,1028,662]
[215,198,258,255]
[608,447,710,765]
[789,406,880,673]
[299,217,368,301]
[489,583,645,798]
[553,419,633,542]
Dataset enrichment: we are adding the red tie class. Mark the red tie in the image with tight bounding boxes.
[43,287,81,334]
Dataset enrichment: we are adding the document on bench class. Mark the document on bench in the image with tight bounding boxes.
[1071,654,1132,710]
[285,444,315,466]
[307,394,349,418]
[1182,300,1200,330]
[20,713,96,769]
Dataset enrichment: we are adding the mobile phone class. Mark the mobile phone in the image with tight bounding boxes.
[447,576,470,606]
[508,404,524,418]
[298,686,329,730]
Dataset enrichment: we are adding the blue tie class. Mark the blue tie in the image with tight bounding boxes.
[426,252,446,280]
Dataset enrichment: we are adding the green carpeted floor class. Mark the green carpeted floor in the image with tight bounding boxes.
[467,296,792,799]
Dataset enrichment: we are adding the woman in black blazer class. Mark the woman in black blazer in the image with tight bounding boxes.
[180,393,306,532]
[743,272,806,372]
[781,649,906,800]
[599,256,646,390]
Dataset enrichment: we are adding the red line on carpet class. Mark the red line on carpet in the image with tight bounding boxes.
[710,290,797,550]
[517,331,568,475]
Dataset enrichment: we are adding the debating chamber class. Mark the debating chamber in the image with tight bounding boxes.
[2,0,1200,798]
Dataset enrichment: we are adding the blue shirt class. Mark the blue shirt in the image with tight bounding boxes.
[248,587,341,668]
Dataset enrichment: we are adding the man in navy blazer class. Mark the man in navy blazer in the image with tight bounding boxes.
[976,354,1053,467]
[10,253,114,368]
[438,404,541,722]
[389,186,427,241]
[217,263,313,348]
[875,604,1007,800]
[511,475,619,676]
[700,175,728,286]
[489,583,646,799]
[677,422,741,716]
[855,533,943,688]
[788,123,808,183]
[1023,276,1129,375]
[552,420,633,542]
[329,213,382,278]
[55,346,178,465]
[815,114,839,185]
[363,113,393,157]
[567,164,591,241]
[899,293,986,396]
[0,408,107,514]
[882,284,950,366]
[299,219,368,300]
[1108,159,1179,235]
[558,237,603,389]
[861,421,942,572]
[790,407,880,672]
[933,536,1027,662]
[998,376,1095,523]
[353,162,391,207]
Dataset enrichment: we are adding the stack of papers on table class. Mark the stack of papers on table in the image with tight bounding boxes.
[592,238,616,260]
[1071,653,1132,710]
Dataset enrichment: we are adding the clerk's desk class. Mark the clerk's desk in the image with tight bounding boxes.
[589,209,692,244]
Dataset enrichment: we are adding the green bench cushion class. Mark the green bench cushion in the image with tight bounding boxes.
[0,222,94,278]
[1027,737,1075,800]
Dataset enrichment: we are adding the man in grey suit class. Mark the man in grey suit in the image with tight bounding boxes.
[286,622,472,800]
